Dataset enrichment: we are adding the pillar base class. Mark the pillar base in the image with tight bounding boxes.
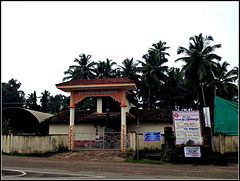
[68,125,74,151]
[121,124,127,152]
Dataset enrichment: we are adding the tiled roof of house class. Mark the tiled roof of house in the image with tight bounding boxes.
[56,78,135,87]
[129,108,172,123]
[44,109,96,123]
[44,108,172,123]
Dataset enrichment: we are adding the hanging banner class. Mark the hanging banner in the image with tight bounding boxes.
[172,110,203,145]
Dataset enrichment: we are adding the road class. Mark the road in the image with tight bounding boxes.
[1,151,239,180]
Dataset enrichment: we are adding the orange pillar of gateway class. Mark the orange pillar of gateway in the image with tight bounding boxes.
[56,78,137,151]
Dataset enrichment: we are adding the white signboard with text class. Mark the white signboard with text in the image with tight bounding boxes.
[184,146,201,157]
[173,110,203,145]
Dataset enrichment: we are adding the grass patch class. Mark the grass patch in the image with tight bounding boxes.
[2,152,55,158]
[2,148,70,158]
[124,157,165,165]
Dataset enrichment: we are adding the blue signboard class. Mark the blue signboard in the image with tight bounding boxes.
[143,132,161,142]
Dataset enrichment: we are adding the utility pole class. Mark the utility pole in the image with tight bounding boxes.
[137,118,139,160]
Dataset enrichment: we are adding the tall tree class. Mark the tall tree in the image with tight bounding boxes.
[118,58,140,106]
[47,94,68,114]
[63,53,97,81]
[40,90,50,112]
[212,61,238,100]
[158,67,187,110]
[175,33,222,108]
[25,91,41,111]
[119,58,140,83]
[2,79,25,108]
[138,41,169,109]
[94,58,117,78]
[150,40,170,62]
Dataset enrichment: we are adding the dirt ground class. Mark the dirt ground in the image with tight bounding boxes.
[49,150,132,162]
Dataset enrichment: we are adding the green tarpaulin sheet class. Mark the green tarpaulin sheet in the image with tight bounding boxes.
[214,95,239,135]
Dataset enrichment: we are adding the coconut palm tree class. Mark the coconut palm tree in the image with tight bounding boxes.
[94,58,117,78]
[158,67,188,110]
[118,58,140,83]
[150,40,170,61]
[212,61,238,100]
[62,67,82,81]
[175,33,222,108]
[139,40,169,109]
[63,53,97,81]
[40,90,50,112]
[118,58,140,106]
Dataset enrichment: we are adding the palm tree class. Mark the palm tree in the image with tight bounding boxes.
[158,67,188,110]
[62,67,82,81]
[175,33,222,108]
[105,58,117,78]
[26,91,41,111]
[40,90,50,112]
[212,61,238,100]
[150,40,170,61]
[118,58,140,106]
[95,58,117,78]
[139,41,169,109]
[63,53,97,81]
[119,58,140,83]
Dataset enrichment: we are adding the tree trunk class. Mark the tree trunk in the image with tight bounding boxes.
[148,87,151,110]
[214,84,217,95]
[201,83,206,107]
[197,89,199,110]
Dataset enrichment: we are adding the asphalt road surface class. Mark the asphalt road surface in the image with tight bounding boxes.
[1,151,239,180]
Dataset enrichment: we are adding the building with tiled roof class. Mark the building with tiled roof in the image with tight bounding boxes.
[45,107,173,136]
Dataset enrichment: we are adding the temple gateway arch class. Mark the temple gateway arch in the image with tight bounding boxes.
[56,78,137,152]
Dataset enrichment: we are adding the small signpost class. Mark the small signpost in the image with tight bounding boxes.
[143,132,161,142]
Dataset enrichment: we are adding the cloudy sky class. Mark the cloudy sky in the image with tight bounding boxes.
[1,1,239,98]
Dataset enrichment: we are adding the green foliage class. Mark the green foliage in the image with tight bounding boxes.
[138,41,170,109]
[63,53,97,81]
[2,79,25,108]
[59,36,238,111]
[2,117,11,135]
[40,90,50,112]
[186,139,195,145]
[25,91,42,111]
[95,58,117,78]
[175,33,223,109]
[75,97,96,110]
[47,94,69,114]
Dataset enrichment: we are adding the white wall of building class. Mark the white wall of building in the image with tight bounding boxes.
[49,124,69,135]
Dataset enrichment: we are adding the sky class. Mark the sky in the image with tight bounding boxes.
[1,1,239,98]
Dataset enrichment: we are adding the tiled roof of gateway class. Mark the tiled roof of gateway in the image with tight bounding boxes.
[85,112,135,120]
[56,78,135,86]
